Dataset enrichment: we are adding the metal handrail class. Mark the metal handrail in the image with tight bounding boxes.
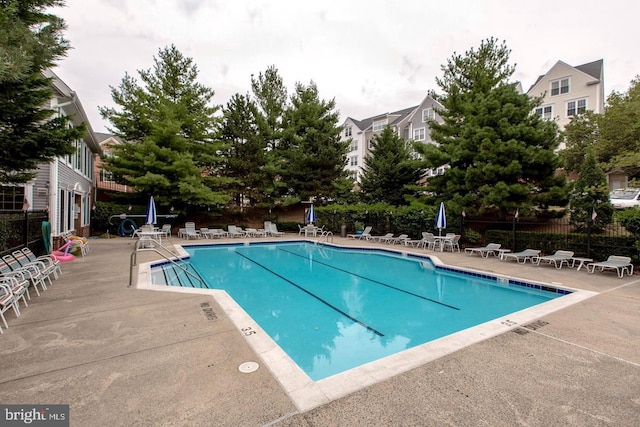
[318,230,333,243]
[128,238,204,288]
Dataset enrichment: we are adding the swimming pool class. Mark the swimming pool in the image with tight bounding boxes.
[152,241,570,381]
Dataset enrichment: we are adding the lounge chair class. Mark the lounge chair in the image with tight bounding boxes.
[268,223,285,237]
[12,250,56,286]
[184,222,201,239]
[534,250,575,269]
[501,249,540,264]
[587,256,634,278]
[386,234,409,245]
[465,243,502,258]
[347,226,372,240]
[370,233,394,243]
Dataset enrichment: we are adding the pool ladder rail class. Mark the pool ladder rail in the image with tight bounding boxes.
[129,237,205,288]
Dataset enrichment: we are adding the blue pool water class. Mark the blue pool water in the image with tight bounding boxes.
[155,242,568,381]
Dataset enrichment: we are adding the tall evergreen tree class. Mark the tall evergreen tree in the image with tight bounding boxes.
[0,0,84,184]
[219,93,271,207]
[279,81,349,203]
[250,66,288,205]
[414,38,568,217]
[360,126,422,206]
[99,45,228,211]
[569,151,613,229]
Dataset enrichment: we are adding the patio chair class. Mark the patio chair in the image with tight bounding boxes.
[0,277,29,329]
[12,250,56,286]
[465,243,502,258]
[347,226,373,240]
[2,255,46,297]
[406,232,437,250]
[442,234,461,252]
[534,250,575,269]
[587,256,634,278]
[501,249,541,264]
[21,247,62,279]
[160,224,172,238]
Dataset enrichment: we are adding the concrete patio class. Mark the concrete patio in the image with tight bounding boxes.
[0,235,638,426]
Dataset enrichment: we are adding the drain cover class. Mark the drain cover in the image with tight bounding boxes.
[238,361,259,373]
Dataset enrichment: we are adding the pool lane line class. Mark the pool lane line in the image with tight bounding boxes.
[234,250,385,337]
[280,248,460,311]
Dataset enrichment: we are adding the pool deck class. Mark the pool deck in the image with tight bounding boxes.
[0,235,638,426]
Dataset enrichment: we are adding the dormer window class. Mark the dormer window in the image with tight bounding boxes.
[372,119,386,131]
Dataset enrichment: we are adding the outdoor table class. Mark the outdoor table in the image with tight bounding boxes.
[570,257,593,271]
[138,230,164,246]
[304,226,319,237]
[433,236,453,252]
[496,249,512,259]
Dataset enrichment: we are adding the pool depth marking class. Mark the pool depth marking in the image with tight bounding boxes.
[234,250,385,337]
[280,248,460,311]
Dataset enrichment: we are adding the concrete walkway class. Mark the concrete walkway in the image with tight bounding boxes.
[0,236,638,426]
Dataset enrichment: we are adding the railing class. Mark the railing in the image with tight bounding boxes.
[129,237,204,288]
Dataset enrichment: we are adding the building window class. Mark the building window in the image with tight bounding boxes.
[422,108,435,122]
[345,126,352,137]
[0,185,25,211]
[101,170,114,182]
[350,155,358,167]
[551,78,570,96]
[350,140,358,151]
[372,119,386,131]
[567,98,587,117]
[413,128,426,141]
[535,105,553,120]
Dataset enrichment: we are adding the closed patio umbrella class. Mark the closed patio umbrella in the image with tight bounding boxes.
[306,204,316,224]
[146,196,157,226]
[436,202,446,236]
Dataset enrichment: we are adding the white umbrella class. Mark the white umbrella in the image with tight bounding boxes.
[306,204,316,224]
[436,202,446,236]
[145,196,157,225]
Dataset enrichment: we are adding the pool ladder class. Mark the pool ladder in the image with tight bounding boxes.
[317,230,333,243]
[129,237,204,288]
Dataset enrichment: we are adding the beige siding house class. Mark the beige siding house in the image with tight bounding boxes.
[526,59,604,133]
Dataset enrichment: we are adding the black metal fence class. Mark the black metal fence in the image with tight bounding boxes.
[0,210,49,258]
[462,217,638,263]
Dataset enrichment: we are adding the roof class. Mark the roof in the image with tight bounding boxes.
[527,59,604,93]
[355,105,419,132]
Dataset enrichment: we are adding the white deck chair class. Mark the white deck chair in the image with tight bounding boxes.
[465,243,502,258]
[587,256,634,278]
[347,226,372,239]
[534,250,574,269]
[501,249,540,264]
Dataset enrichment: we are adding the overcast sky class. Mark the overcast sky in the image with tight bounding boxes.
[53,0,639,134]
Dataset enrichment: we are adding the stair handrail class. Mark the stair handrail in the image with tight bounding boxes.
[129,238,204,287]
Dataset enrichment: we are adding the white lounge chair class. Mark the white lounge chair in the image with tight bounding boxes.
[347,226,372,240]
[465,243,502,258]
[371,233,394,243]
[386,234,409,245]
[268,223,285,237]
[501,249,540,264]
[534,250,575,269]
[587,256,634,278]
[184,222,201,239]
